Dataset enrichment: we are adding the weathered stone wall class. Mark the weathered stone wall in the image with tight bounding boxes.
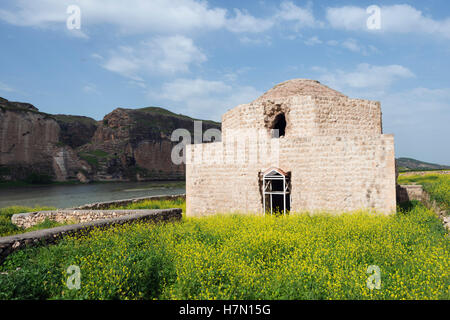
[186,134,396,216]
[396,185,426,203]
[12,194,185,228]
[221,96,382,140]
[186,79,396,217]
[313,97,382,136]
[1,208,182,264]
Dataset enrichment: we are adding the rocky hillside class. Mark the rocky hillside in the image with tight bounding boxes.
[53,114,98,148]
[0,97,220,183]
[396,158,450,172]
[79,107,220,181]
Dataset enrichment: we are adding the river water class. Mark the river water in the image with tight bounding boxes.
[0,181,185,209]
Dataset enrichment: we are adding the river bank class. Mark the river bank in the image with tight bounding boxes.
[0,181,185,209]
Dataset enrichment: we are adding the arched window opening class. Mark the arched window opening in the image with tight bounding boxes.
[272,113,286,138]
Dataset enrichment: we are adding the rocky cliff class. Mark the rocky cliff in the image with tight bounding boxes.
[0,97,220,183]
[0,98,91,182]
[79,107,220,181]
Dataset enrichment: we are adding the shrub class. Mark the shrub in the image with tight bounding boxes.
[25,173,53,184]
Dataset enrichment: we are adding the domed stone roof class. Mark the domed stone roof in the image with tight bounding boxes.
[254,79,346,102]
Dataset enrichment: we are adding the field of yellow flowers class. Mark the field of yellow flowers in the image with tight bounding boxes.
[0,200,448,300]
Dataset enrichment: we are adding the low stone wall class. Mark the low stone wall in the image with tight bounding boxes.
[13,208,184,229]
[1,208,182,264]
[396,185,426,203]
[71,194,185,210]
[397,184,449,231]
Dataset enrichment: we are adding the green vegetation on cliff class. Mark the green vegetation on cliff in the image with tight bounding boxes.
[77,149,110,169]
[125,106,220,142]
[138,106,220,127]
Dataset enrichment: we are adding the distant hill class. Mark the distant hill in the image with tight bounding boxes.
[396,158,450,172]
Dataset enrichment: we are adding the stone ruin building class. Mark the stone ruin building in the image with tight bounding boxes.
[186,79,396,216]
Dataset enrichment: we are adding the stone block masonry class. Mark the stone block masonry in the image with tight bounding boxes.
[1,208,182,264]
[396,185,426,203]
[12,208,184,229]
[9,193,185,234]
[186,79,397,216]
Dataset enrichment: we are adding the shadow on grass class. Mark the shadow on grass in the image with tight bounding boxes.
[397,200,422,214]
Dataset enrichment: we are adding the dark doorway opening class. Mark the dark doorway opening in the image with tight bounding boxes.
[262,168,291,215]
[271,194,291,213]
[272,113,286,138]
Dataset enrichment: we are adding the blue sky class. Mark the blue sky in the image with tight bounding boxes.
[0,0,449,164]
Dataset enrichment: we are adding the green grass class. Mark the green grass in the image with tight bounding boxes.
[0,202,448,300]
[0,206,58,237]
[89,149,109,158]
[134,106,220,126]
[53,114,98,127]
[78,153,99,168]
[77,149,110,168]
[0,197,186,237]
[398,173,450,213]
[107,196,186,213]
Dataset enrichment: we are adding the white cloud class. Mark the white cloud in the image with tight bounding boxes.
[4,1,449,40]
[91,53,104,60]
[326,40,339,46]
[226,9,273,33]
[276,1,321,30]
[64,28,89,39]
[0,0,227,34]
[316,63,415,92]
[341,38,361,52]
[82,84,99,94]
[326,4,450,38]
[149,78,261,120]
[304,37,378,55]
[340,38,379,55]
[155,78,231,102]
[0,0,324,36]
[102,46,142,81]
[0,81,15,93]
[326,6,367,31]
[102,35,206,80]
[304,36,322,46]
[227,1,321,33]
[239,35,272,46]
[223,67,252,82]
